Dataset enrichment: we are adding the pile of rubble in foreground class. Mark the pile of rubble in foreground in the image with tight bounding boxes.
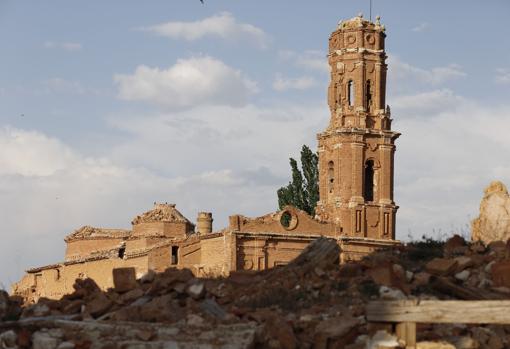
[3,236,510,349]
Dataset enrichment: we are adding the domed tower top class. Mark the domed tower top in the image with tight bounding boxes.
[330,14,386,52]
[327,14,391,131]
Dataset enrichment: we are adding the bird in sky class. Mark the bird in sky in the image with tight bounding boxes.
[200,0,204,3]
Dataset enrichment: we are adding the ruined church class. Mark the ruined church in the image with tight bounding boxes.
[13,14,400,302]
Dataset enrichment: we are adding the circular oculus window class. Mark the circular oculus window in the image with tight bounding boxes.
[280,210,298,230]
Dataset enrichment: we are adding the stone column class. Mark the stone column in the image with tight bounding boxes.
[350,142,365,203]
[379,144,394,204]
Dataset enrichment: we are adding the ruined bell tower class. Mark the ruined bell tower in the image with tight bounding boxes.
[315,15,400,239]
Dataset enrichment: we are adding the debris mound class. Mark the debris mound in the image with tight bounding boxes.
[3,236,510,348]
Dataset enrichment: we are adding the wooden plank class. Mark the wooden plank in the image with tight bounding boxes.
[396,322,416,348]
[367,300,510,324]
[431,276,508,300]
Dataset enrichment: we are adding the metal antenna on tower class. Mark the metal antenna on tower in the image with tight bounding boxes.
[370,0,373,21]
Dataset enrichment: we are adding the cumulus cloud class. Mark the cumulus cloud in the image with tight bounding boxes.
[391,89,465,117]
[272,74,317,91]
[114,56,258,109]
[107,103,329,175]
[0,127,75,176]
[392,91,510,240]
[495,68,510,84]
[140,12,269,48]
[389,55,466,86]
[278,50,329,73]
[0,123,289,286]
[43,41,82,51]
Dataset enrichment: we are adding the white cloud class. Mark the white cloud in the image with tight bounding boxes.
[0,120,294,285]
[391,89,465,117]
[0,127,75,176]
[107,103,328,175]
[495,68,510,84]
[392,91,510,240]
[43,41,82,51]
[278,50,329,73]
[412,22,429,32]
[140,12,269,49]
[389,55,466,85]
[114,56,258,109]
[273,74,317,91]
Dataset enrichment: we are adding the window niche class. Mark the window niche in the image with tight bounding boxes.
[118,246,126,259]
[364,160,375,202]
[171,246,179,265]
[366,80,372,111]
[347,80,355,107]
[327,161,335,194]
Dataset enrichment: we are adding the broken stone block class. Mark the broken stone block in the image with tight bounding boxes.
[86,293,112,317]
[444,234,466,255]
[113,268,137,293]
[455,270,470,282]
[379,286,406,300]
[314,315,361,349]
[491,260,510,288]
[32,333,59,349]
[186,314,205,327]
[425,258,458,276]
[0,330,17,349]
[365,330,399,349]
[72,278,101,297]
[367,264,396,287]
[56,342,75,349]
[187,282,205,300]
[413,272,431,287]
[454,256,473,272]
[21,303,51,318]
[119,288,144,304]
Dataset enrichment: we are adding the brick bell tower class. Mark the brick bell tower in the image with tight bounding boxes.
[315,14,400,239]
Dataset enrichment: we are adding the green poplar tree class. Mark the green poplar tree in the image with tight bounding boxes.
[277,145,319,216]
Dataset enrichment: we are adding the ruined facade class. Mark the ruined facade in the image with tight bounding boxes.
[12,15,400,302]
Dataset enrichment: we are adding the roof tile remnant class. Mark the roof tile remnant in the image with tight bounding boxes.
[64,226,131,242]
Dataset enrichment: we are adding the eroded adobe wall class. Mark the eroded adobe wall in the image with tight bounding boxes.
[14,255,149,302]
[199,235,230,276]
[148,245,173,273]
[65,238,125,261]
[180,241,202,271]
[132,222,191,238]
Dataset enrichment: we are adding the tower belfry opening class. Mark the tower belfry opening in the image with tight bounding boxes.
[316,14,400,238]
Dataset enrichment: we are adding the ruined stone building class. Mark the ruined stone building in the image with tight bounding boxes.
[13,15,401,302]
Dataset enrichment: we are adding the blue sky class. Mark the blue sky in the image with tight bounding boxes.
[1,0,510,287]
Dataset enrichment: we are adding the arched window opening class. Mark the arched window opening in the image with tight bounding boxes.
[366,80,372,111]
[327,161,334,194]
[364,160,374,202]
[347,80,355,107]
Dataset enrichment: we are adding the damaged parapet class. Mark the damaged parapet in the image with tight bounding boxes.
[197,212,213,235]
[131,203,195,238]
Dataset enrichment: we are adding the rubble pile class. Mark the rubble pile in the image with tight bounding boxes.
[3,236,510,348]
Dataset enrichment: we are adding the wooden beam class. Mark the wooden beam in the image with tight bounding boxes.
[367,300,510,324]
[396,322,416,348]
